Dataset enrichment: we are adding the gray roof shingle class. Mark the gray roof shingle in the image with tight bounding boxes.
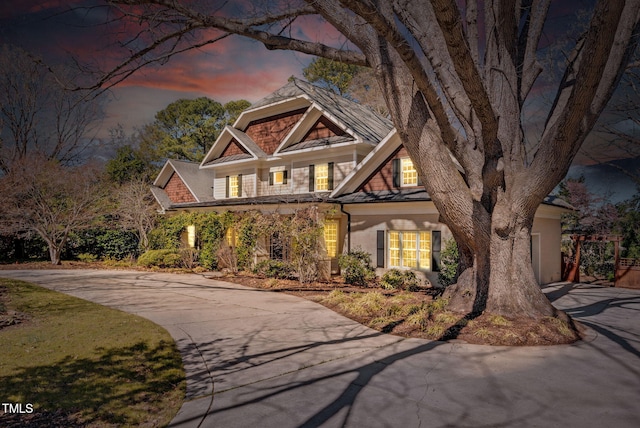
[167,159,215,202]
[249,78,393,144]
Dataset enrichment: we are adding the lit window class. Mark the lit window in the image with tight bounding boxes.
[401,158,418,186]
[226,228,238,247]
[273,171,285,185]
[402,232,417,268]
[389,231,432,270]
[187,225,196,248]
[419,232,431,270]
[324,221,338,258]
[315,163,329,191]
[389,231,400,267]
[229,175,239,197]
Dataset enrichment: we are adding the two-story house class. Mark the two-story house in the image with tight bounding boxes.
[151,79,570,285]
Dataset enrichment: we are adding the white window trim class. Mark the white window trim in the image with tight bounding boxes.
[315,163,330,192]
[401,157,418,187]
[229,175,240,198]
[388,230,432,271]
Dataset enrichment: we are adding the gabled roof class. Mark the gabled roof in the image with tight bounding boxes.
[153,159,215,203]
[331,129,399,197]
[242,78,393,145]
[200,126,267,167]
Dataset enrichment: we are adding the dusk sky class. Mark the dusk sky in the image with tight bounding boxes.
[0,0,636,174]
[0,0,327,139]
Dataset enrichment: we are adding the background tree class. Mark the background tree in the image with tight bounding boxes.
[0,45,104,174]
[139,97,250,163]
[0,157,107,265]
[558,176,619,279]
[303,57,388,115]
[303,57,361,96]
[112,178,158,251]
[105,125,159,184]
[79,1,640,333]
[591,50,640,185]
[614,194,640,258]
[346,68,389,116]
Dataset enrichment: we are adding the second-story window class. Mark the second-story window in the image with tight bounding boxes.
[393,157,421,188]
[226,174,242,198]
[309,163,334,192]
[401,158,418,186]
[269,169,288,185]
[316,163,329,191]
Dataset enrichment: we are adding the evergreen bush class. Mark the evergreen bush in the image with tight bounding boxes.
[338,248,375,286]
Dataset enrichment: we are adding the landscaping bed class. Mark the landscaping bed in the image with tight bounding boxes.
[1,262,582,346]
[220,273,581,346]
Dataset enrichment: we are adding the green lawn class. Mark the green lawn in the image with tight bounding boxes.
[0,278,185,427]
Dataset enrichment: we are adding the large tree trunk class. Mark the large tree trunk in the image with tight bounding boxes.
[444,211,556,319]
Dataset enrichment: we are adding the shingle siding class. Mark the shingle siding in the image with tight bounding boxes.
[359,147,422,192]
[244,108,307,154]
[164,173,197,203]
[220,139,249,157]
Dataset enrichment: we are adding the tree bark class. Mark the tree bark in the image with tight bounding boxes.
[443,203,556,319]
[49,245,62,266]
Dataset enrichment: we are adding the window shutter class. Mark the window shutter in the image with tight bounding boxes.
[225,176,229,198]
[432,231,441,272]
[392,158,401,188]
[309,165,315,192]
[283,170,288,184]
[237,174,243,197]
[377,230,385,268]
[328,162,334,190]
[269,172,273,186]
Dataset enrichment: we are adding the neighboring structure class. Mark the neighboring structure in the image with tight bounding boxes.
[152,79,571,285]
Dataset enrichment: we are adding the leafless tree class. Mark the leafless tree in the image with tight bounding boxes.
[0,156,107,265]
[590,58,640,185]
[0,45,104,174]
[81,1,640,322]
[112,178,158,251]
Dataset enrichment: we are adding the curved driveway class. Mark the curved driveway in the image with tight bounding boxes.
[2,269,640,427]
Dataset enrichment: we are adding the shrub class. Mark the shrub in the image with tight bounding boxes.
[438,238,459,287]
[216,243,238,273]
[254,259,294,279]
[69,228,139,261]
[338,248,375,286]
[381,269,420,291]
[77,253,98,263]
[179,248,200,269]
[137,249,182,268]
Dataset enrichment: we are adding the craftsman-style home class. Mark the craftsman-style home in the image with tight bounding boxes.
[151,79,570,285]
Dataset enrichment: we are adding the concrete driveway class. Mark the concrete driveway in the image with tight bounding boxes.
[1,269,639,427]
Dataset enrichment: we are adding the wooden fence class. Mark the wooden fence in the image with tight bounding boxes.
[616,258,640,289]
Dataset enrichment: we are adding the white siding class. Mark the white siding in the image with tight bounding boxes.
[291,155,355,194]
[213,169,256,199]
